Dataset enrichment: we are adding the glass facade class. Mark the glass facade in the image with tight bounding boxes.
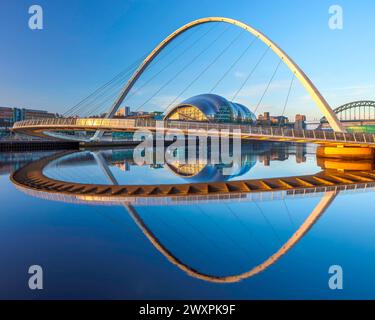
[164,94,256,124]
[166,105,208,122]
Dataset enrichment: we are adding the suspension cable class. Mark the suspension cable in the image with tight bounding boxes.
[231,45,270,102]
[209,36,256,93]
[81,78,132,117]
[72,73,136,118]
[224,203,268,252]
[282,199,295,228]
[63,26,199,118]
[166,29,245,109]
[194,205,254,267]
[63,56,145,117]
[253,58,282,114]
[78,36,200,118]
[134,24,228,112]
[78,71,138,117]
[281,71,296,117]
[125,27,202,101]
[254,202,282,244]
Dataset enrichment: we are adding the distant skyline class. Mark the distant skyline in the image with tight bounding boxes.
[1,0,374,120]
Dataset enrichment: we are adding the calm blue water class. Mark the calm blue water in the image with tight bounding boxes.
[1,142,375,299]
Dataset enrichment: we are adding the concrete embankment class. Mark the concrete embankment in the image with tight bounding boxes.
[0,140,143,151]
[0,140,80,152]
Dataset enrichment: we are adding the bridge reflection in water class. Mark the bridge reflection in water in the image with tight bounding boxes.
[9,142,375,282]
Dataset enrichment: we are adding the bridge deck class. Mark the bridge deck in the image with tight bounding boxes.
[12,118,375,147]
[11,151,375,203]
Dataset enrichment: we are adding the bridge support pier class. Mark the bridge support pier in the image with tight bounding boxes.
[317,157,375,171]
[317,145,375,161]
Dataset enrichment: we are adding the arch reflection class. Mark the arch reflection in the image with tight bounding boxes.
[124,191,336,283]
[8,145,375,283]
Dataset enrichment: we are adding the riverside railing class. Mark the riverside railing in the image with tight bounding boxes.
[12,118,375,145]
[162,120,375,144]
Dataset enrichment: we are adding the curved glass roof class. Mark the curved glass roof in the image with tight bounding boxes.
[164,94,256,122]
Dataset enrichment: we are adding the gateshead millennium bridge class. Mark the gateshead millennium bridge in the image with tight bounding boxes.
[8,17,375,287]
[10,150,375,283]
[11,17,375,157]
[11,150,375,204]
[12,117,375,146]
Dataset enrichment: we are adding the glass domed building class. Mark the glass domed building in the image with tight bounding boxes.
[163,94,256,124]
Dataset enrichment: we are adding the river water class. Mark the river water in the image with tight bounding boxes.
[1,141,375,299]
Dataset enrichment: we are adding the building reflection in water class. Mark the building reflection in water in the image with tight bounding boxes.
[0,151,56,176]
[35,141,310,185]
[7,141,375,283]
[124,190,336,283]
[258,144,306,166]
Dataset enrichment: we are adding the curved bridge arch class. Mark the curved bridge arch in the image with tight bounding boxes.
[10,151,339,283]
[321,100,375,122]
[10,151,341,283]
[125,192,336,283]
[99,16,345,135]
[335,100,375,114]
[11,150,375,202]
[11,151,375,282]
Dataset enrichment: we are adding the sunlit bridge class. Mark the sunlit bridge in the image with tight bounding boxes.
[12,17,375,153]
[3,5,375,301]
[320,101,375,133]
[9,144,375,283]
[11,17,375,283]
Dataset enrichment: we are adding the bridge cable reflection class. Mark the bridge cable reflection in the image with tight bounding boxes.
[91,150,338,283]
[194,204,256,267]
[224,203,268,252]
[167,205,252,268]
[282,199,296,228]
[254,201,282,244]
[123,191,336,283]
[93,151,259,267]
[12,150,369,282]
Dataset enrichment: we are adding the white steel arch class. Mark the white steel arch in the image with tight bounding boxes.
[93,16,345,140]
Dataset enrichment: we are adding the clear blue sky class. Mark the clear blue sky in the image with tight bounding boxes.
[0,0,374,120]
